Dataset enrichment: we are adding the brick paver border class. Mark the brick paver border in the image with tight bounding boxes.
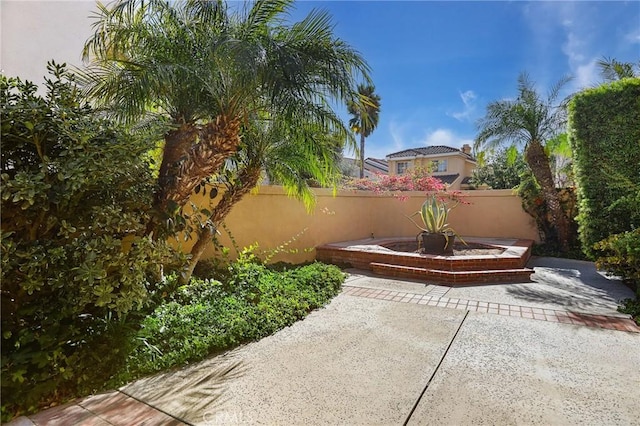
[343,285,640,333]
[8,390,186,426]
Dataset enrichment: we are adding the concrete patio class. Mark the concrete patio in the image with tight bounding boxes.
[9,257,640,426]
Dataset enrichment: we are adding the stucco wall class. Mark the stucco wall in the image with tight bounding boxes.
[179,186,539,264]
[464,160,476,178]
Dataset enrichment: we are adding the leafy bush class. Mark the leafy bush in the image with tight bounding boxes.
[471,148,527,189]
[125,262,344,378]
[1,63,179,420]
[568,78,640,258]
[594,229,640,323]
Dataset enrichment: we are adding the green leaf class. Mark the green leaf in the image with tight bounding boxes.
[11,369,27,383]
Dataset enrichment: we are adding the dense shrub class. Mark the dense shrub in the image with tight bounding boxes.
[594,229,640,323]
[1,63,178,419]
[568,78,640,258]
[124,262,345,377]
[594,229,640,288]
[471,148,527,190]
[569,78,640,321]
[1,63,347,422]
[516,170,579,250]
[618,298,640,325]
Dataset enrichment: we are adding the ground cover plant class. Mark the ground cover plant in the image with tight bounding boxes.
[121,258,344,380]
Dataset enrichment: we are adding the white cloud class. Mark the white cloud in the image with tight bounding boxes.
[562,31,585,64]
[421,128,473,149]
[574,60,599,89]
[451,90,477,122]
[360,119,411,159]
[461,90,476,105]
[389,120,407,151]
[524,2,604,91]
[424,129,455,146]
[562,29,601,90]
[626,28,640,44]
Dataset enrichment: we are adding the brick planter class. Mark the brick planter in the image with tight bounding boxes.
[316,237,534,285]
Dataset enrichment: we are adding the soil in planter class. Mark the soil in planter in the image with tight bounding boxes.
[383,241,505,256]
[449,244,505,256]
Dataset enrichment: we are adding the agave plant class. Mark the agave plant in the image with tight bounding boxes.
[407,194,465,248]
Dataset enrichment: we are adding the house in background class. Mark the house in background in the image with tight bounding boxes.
[386,144,476,190]
[341,157,389,178]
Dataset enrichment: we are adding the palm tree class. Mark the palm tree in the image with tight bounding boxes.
[597,57,640,81]
[475,72,572,251]
[183,114,345,282]
[80,0,370,236]
[347,84,381,178]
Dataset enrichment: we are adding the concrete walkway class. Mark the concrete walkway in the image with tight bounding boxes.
[9,257,640,425]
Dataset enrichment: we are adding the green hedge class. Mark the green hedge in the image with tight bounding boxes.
[568,78,640,258]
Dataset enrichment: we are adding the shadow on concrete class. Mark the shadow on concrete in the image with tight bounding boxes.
[509,257,635,313]
[122,355,244,424]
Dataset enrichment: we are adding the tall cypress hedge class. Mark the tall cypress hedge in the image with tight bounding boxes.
[568,78,640,258]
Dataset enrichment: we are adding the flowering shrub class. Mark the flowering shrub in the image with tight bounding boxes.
[343,167,467,204]
[344,167,445,195]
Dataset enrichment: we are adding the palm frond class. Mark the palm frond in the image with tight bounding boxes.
[475,72,568,152]
[245,0,292,29]
[597,56,639,81]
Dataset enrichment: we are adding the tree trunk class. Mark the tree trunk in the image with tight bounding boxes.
[525,140,571,252]
[149,115,241,236]
[147,124,199,234]
[359,133,365,179]
[181,164,262,284]
[157,124,199,197]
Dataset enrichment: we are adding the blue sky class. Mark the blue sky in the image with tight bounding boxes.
[2,1,638,162]
[288,1,640,160]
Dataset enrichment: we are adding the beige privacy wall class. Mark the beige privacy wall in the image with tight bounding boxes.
[180,186,539,264]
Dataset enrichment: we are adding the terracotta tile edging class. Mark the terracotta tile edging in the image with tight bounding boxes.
[342,285,640,333]
[10,390,187,426]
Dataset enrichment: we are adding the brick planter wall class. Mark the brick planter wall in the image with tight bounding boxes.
[316,238,534,285]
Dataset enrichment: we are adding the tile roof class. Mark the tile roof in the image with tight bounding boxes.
[433,173,460,185]
[365,158,389,173]
[386,145,475,161]
[341,157,389,177]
